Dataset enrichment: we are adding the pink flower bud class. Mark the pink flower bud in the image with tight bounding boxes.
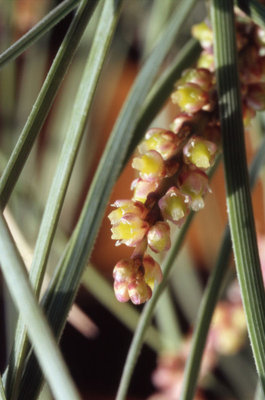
[143,254,163,289]
[132,150,166,182]
[171,83,209,114]
[170,113,194,135]
[114,280,130,303]
[183,137,217,170]
[147,221,171,253]
[131,178,159,203]
[113,259,135,282]
[128,278,152,305]
[138,128,180,160]
[158,187,189,227]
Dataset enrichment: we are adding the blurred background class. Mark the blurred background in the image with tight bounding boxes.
[0,1,264,399]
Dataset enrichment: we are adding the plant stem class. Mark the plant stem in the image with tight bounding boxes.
[212,0,265,394]
[0,0,81,69]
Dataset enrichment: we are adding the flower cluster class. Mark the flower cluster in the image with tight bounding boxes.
[147,291,246,400]
[109,9,265,305]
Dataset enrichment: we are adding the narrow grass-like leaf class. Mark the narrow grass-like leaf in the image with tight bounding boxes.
[237,0,265,29]
[212,0,265,393]
[179,136,265,400]
[0,0,81,69]
[0,0,98,208]
[82,266,162,353]
[4,1,122,398]
[0,213,81,400]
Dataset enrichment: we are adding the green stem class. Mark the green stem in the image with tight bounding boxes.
[179,136,265,400]
[0,213,81,400]
[0,0,81,69]
[0,0,98,209]
[0,378,6,400]
[212,0,265,394]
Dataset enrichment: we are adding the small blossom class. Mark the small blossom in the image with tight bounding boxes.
[132,150,166,182]
[197,50,214,71]
[192,21,213,49]
[183,137,217,170]
[143,254,163,290]
[209,302,247,355]
[178,168,210,211]
[158,187,189,227]
[108,199,148,224]
[147,221,171,253]
[171,83,209,114]
[111,214,149,247]
[177,68,213,91]
[131,178,159,203]
[138,128,180,160]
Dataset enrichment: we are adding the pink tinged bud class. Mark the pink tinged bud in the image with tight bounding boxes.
[183,137,217,170]
[114,280,130,302]
[158,187,189,227]
[179,168,210,211]
[128,278,152,305]
[138,128,180,160]
[131,178,159,203]
[170,113,194,135]
[132,150,166,182]
[177,68,213,91]
[171,83,209,114]
[192,21,213,49]
[147,221,171,253]
[197,50,214,72]
[143,254,163,290]
[113,259,135,282]
[108,199,148,224]
[111,214,149,247]
[246,83,265,111]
